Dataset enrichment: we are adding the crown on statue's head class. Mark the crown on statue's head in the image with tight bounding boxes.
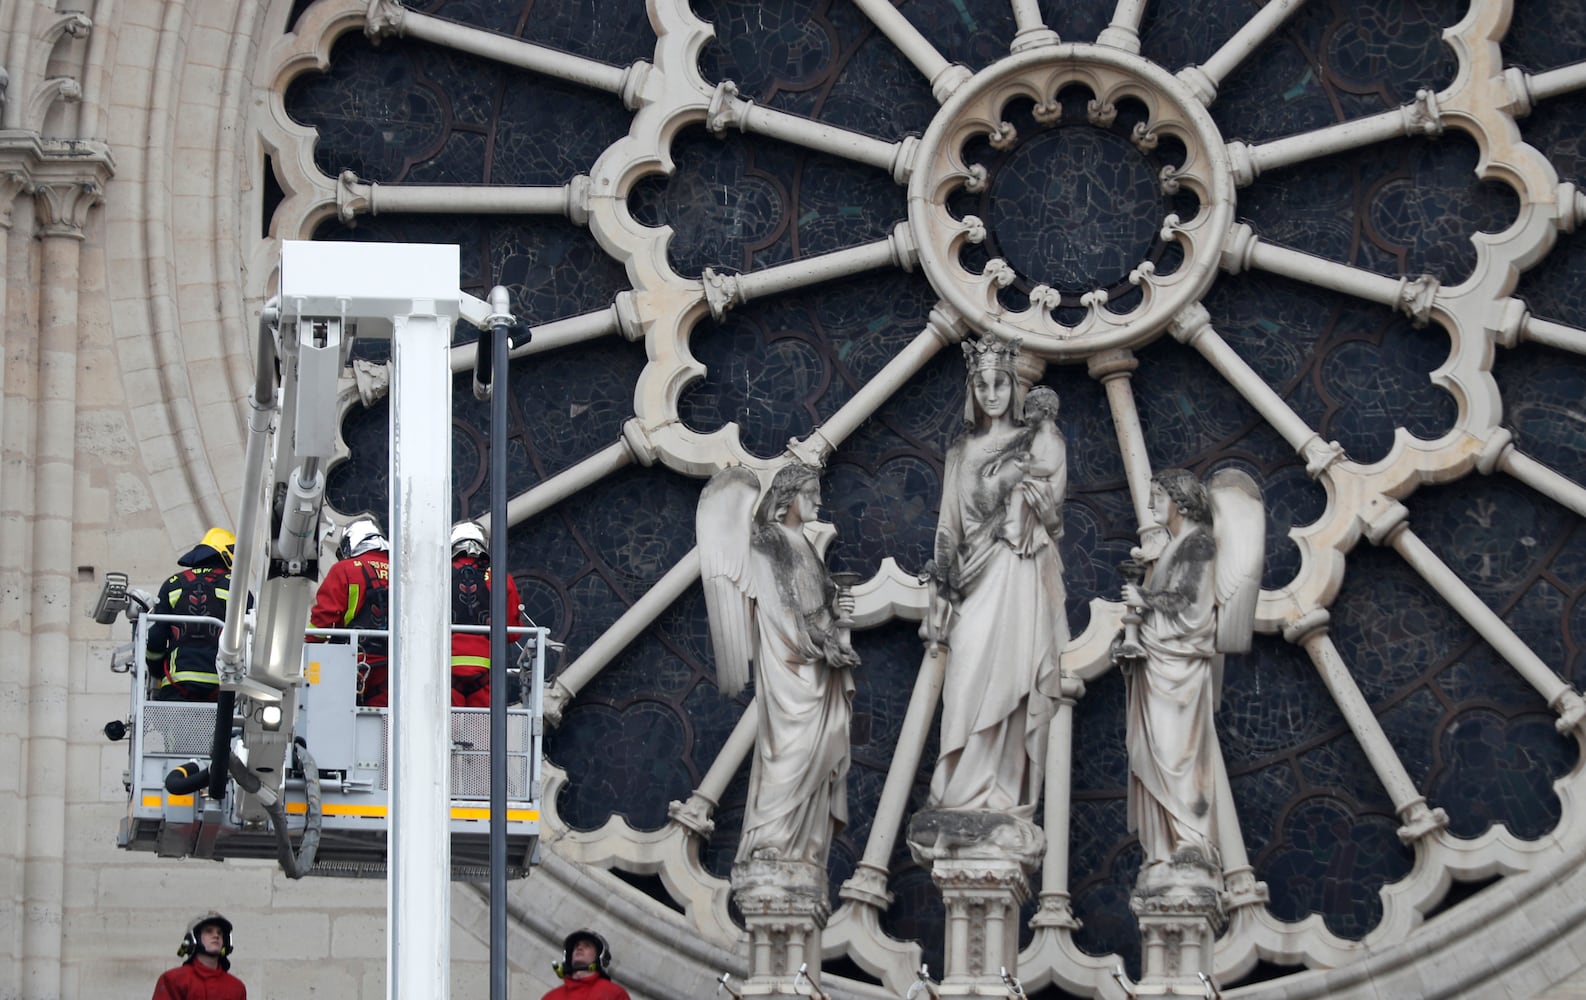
[962,336,1021,375]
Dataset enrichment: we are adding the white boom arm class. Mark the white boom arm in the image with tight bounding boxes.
[218,245,497,816]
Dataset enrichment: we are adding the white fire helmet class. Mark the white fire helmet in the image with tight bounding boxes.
[451,520,487,559]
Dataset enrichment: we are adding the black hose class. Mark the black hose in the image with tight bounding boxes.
[288,742,323,876]
[227,744,322,879]
[164,760,209,795]
[472,324,493,401]
[207,691,235,801]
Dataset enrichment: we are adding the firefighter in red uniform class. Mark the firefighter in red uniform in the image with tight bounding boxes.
[145,529,237,702]
[152,911,246,999]
[310,515,392,706]
[543,930,630,1000]
[449,521,525,707]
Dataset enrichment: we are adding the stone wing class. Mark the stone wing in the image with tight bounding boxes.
[1209,467,1264,655]
[697,466,762,697]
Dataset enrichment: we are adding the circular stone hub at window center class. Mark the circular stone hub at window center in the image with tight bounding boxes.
[988,127,1166,293]
[908,44,1234,362]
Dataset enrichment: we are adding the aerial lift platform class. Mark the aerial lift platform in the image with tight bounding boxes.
[96,240,543,882]
[111,619,544,879]
[95,241,541,998]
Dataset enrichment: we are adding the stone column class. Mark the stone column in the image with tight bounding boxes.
[1030,673,1085,930]
[0,163,29,447]
[0,144,35,1000]
[1129,850,1225,996]
[20,160,105,1000]
[906,810,1044,996]
[731,858,831,996]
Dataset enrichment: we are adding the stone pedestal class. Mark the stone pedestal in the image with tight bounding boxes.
[731,857,831,995]
[1129,850,1226,997]
[906,809,1044,996]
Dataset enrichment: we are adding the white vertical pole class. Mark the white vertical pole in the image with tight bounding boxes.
[389,307,455,1000]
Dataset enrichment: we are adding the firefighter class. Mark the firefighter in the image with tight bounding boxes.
[543,929,630,1000]
[449,520,525,707]
[310,515,392,706]
[152,911,246,999]
[145,528,237,702]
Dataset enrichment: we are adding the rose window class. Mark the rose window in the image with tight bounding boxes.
[264,0,1586,994]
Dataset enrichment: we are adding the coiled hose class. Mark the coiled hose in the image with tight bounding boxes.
[227,743,322,878]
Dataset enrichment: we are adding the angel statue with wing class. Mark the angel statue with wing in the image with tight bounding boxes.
[1118,467,1263,872]
[697,463,859,868]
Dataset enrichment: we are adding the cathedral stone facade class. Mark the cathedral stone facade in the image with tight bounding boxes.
[5,0,1586,997]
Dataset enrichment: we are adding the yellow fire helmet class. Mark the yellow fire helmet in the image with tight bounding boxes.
[177,528,236,569]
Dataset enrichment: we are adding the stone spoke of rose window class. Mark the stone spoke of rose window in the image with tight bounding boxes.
[1471,426,1586,521]
[1226,90,1446,188]
[1170,304,1346,478]
[706,82,919,182]
[1222,223,1443,331]
[1008,0,1060,52]
[1518,59,1586,107]
[1494,297,1586,360]
[366,0,652,108]
[1098,0,1148,52]
[335,171,595,225]
[699,224,919,325]
[542,547,702,725]
[1225,55,1586,188]
[448,294,644,371]
[1175,0,1310,106]
[667,707,758,840]
[1362,498,1586,736]
[787,305,966,468]
[847,0,973,102]
[1284,611,1451,843]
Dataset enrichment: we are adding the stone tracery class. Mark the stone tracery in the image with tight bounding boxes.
[258,0,1586,994]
